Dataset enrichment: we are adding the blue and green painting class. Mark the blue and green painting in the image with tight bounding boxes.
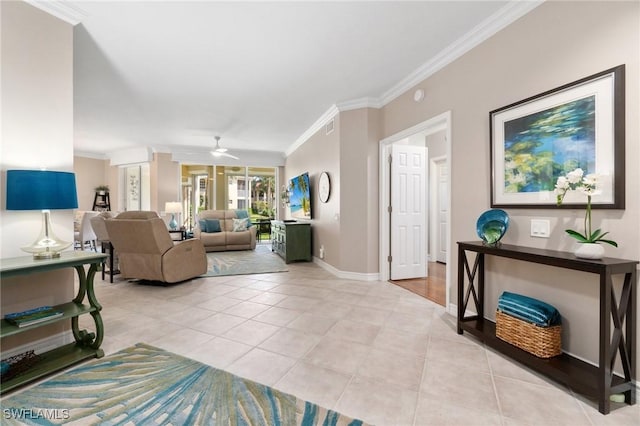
[503,95,595,193]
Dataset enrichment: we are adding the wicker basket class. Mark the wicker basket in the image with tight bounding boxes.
[496,310,562,358]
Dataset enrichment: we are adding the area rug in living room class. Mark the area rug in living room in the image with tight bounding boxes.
[203,243,288,277]
[1,343,366,425]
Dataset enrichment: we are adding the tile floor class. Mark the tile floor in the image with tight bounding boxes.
[80,248,638,426]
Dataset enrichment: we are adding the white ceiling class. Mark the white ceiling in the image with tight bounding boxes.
[33,1,541,160]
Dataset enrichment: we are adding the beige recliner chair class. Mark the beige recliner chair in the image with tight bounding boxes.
[105,211,207,284]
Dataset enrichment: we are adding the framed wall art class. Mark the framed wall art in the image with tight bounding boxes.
[490,65,625,209]
[126,165,141,211]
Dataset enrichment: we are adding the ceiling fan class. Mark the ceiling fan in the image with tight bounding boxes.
[210,136,239,160]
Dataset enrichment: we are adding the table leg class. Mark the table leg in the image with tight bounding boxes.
[72,263,104,355]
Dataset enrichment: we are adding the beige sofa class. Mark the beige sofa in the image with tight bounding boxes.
[195,210,257,252]
[105,211,207,283]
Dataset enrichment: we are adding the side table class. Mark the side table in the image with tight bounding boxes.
[100,241,119,283]
[457,241,637,414]
[0,251,108,394]
[169,230,186,241]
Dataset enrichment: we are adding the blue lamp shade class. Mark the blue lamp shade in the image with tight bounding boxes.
[6,170,78,210]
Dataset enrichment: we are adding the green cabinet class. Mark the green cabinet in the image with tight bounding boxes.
[0,251,107,394]
[271,221,311,263]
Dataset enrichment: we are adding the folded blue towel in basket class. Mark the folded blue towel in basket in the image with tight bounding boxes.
[497,291,561,327]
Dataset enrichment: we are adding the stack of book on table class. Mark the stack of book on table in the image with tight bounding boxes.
[4,306,63,328]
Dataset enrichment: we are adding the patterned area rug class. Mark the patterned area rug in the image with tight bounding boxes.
[203,244,288,277]
[1,343,366,425]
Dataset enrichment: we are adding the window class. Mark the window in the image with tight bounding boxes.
[180,165,277,230]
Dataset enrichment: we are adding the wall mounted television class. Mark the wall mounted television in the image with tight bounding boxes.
[289,172,311,220]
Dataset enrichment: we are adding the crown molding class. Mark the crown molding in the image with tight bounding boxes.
[285,104,340,157]
[24,0,88,26]
[285,98,386,156]
[287,1,543,157]
[74,150,108,160]
[336,97,384,111]
[380,0,544,105]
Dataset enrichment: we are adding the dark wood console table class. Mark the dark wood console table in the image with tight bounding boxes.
[457,241,637,414]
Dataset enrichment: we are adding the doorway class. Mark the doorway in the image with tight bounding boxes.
[389,262,446,306]
[379,111,452,309]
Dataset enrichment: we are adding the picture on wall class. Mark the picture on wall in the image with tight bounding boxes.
[289,172,311,219]
[490,65,625,208]
[126,165,141,211]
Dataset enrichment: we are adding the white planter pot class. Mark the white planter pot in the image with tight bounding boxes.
[574,243,605,260]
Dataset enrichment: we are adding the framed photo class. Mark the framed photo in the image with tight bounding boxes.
[490,65,625,209]
[126,165,141,211]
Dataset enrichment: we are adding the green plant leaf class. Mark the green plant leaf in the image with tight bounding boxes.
[565,229,589,242]
[589,228,604,240]
[597,238,618,247]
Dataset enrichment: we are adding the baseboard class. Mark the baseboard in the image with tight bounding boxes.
[447,302,458,317]
[312,257,380,281]
[1,331,74,359]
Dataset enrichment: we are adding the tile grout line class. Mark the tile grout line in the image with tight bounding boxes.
[411,333,431,426]
[483,343,507,426]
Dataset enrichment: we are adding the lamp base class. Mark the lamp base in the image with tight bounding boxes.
[32,251,63,260]
[169,214,178,230]
[21,210,72,260]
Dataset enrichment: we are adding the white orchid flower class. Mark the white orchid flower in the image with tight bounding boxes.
[566,168,584,184]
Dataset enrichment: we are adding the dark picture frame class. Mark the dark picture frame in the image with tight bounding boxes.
[490,65,625,209]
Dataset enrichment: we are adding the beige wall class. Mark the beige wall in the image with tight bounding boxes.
[1,1,75,351]
[381,1,639,364]
[288,1,639,364]
[339,108,381,274]
[425,130,446,159]
[285,115,341,267]
[151,152,181,225]
[73,156,110,211]
[73,153,181,220]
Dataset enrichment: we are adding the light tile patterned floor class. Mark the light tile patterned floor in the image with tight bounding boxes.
[81,248,639,426]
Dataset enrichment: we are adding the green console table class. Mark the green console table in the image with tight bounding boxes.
[271,220,312,263]
[0,251,107,394]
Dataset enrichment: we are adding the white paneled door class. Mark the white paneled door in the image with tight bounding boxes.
[436,158,448,263]
[391,144,427,280]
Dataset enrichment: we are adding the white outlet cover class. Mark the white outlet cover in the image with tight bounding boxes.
[530,219,550,238]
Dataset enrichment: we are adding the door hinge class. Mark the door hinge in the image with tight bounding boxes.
[387,255,392,263]
[387,205,392,213]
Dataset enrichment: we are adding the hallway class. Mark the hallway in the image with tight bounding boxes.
[389,262,446,307]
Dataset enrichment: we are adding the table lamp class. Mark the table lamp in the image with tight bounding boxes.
[165,202,182,230]
[6,170,79,259]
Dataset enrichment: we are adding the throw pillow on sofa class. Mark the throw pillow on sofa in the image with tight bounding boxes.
[206,219,222,233]
[199,219,222,233]
[235,210,252,226]
[232,218,248,232]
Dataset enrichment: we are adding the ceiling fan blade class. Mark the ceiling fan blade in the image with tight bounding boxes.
[220,152,239,160]
[210,136,239,159]
[211,151,239,160]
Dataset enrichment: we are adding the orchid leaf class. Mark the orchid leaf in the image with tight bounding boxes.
[565,229,589,243]
[589,228,604,240]
[598,238,618,247]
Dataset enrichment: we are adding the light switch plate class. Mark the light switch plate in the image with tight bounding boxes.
[531,219,550,238]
